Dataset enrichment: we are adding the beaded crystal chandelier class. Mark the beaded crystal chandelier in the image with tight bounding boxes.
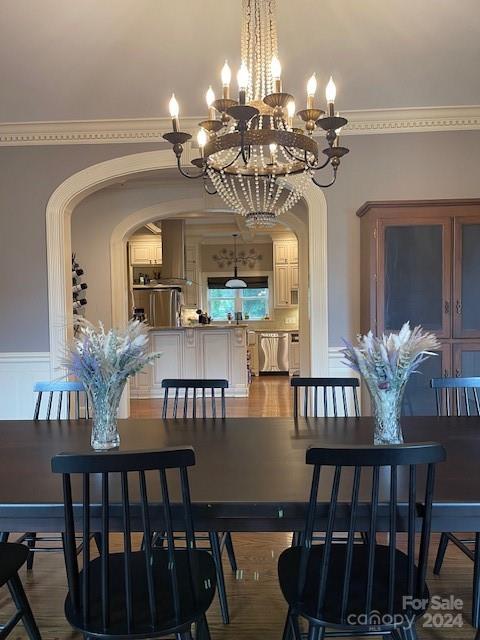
[163,0,349,228]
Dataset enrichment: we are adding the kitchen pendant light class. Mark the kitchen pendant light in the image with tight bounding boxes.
[225,234,247,289]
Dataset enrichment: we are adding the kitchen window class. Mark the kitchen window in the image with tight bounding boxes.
[207,277,269,321]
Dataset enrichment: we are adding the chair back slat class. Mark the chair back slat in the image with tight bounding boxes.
[316,465,341,614]
[387,465,397,615]
[162,379,229,419]
[51,447,198,637]
[101,472,110,631]
[57,391,63,420]
[291,377,360,418]
[365,465,380,617]
[82,474,90,627]
[340,466,361,623]
[121,472,133,632]
[298,443,445,625]
[63,473,80,612]
[407,464,416,596]
[416,463,436,594]
[33,381,89,420]
[331,387,338,417]
[139,470,157,627]
[431,377,480,417]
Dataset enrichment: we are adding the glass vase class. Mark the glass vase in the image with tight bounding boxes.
[369,386,405,445]
[87,383,124,450]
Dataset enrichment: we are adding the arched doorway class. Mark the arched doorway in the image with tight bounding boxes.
[46,150,328,406]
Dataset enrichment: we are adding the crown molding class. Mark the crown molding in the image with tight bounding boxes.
[1,105,479,147]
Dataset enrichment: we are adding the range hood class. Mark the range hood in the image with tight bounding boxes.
[157,219,189,285]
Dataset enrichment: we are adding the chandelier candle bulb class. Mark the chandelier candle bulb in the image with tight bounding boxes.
[168,93,180,131]
[221,60,232,99]
[287,100,295,128]
[326,76,336,116]
[271,56,282,93]
[197,129,208,157]
[237,63,250,105]
[306,73,317,109]
[206,86,216,119]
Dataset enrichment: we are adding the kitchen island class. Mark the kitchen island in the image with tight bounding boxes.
[130,325,248,398]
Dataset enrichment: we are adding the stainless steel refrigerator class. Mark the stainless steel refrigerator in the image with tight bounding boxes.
[132,287,182,328]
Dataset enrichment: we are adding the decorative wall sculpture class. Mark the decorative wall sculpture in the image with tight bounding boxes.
[212,247,263,269]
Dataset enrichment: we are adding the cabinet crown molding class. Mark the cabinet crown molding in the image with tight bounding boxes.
[357,198,480,217]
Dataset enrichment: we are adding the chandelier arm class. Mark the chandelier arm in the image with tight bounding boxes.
[311,169,338,189]
[311,156,332,171]
[176,156,205,180]
[203,177,217,195]
[281,146,308,164]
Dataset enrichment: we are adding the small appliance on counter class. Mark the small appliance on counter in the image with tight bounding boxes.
[196,309,211,324]
[180,306,199,326]
[132,307,146,322]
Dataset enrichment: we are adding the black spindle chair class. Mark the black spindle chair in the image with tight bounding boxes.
[51,447,216,640]
[291,377,360,418]
[431,377,480,598]
[160,378,235,625]
[278,442,446,640]
[291,377,363,546]
[162,379,227,419]
[33,381,90,420]
[15,381,93,570]
[0,542,42,639]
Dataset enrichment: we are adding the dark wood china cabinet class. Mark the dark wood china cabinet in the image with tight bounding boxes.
[358,199,480,415]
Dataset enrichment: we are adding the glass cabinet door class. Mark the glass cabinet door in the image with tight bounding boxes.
[453,217,480,338]
[402,344,451,416]
[378,220,451,338]
[453,342,480,378]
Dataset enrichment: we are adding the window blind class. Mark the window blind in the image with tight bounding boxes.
[207,276,268,290]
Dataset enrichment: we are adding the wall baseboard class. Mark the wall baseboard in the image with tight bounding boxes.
[0,352,51,419]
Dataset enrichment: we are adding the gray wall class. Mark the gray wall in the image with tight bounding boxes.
[0,130,479,352]
[324,129,480,344]
[0,143,155,351]
[71,180,203,327]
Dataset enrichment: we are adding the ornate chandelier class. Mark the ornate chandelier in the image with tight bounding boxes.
[163,0,349,227]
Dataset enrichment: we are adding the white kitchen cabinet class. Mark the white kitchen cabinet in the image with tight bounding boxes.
[129,238,162,265]
[289,334,300,376]
[273,239,299,308]
[274,264,291,308]
[130,327,248,399]
[274,243,289,264]
[290,264,299,290]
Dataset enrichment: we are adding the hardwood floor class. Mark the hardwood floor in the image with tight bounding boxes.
[2,377,476,639]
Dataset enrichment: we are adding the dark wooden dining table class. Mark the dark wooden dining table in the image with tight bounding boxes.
[2,415,480,630]
[1,415,480,534]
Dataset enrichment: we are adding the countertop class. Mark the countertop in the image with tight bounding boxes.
[148,324,248,331]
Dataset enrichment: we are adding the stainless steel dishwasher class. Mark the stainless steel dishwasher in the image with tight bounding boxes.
[257,332,289,375]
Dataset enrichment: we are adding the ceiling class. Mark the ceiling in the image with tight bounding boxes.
[1,0,479,123]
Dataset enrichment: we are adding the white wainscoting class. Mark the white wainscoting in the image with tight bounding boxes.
[327,347,362,416]
[0,348,355,419]
[0,352,50,419]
